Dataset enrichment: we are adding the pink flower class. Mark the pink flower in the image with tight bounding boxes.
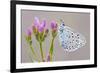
[34,17,40,28]
[25,27,32,36]
[51,20,57,30]
[50,20,58,38]
[33,17,46,33]
[38,20,46,33]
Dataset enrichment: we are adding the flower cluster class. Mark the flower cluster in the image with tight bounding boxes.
[32,17,49,42]
[51,20,58,38]
[25,17,58,62]
[25,27,33,48]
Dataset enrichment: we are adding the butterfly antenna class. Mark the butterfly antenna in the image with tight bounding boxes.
[60,19,63,22]
[57,17,65,25]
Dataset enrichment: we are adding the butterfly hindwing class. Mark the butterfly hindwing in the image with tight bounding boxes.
[58,23,86,52]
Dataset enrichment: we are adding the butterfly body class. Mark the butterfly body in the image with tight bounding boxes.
[58,22,86,52]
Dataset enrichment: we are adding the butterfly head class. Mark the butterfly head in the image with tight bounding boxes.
[58,19,65,32]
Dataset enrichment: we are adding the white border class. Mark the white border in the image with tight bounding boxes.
[16,4,94,69]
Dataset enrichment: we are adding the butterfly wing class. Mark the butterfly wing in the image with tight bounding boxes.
[58,24,86,52]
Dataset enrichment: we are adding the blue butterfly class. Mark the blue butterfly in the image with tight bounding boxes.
[58,20,86,52]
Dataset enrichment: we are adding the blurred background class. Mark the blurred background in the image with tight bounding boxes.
[21,10,90,63]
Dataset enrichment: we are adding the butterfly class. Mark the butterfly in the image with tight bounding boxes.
[58,20,86,52]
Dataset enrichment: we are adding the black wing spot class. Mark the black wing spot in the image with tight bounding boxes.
[69,46,71,49]
[71,33,73,35]
[71,46,74,49]
[77,34,79,36]
[72,36,74,38]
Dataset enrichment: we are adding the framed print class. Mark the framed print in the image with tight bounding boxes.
[10,0,97,72]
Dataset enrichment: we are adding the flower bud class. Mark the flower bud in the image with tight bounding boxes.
[25,27,32,37]
[51,20,57,30]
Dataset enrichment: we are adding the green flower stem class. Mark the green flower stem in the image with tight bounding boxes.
[25,36,40,62]
[28,50,34,62]
[25,46,34,62]
[29,44,40,62]
[39,42,44,61]
[49,37,55,61]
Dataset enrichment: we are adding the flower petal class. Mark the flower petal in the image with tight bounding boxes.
[51,20,57,29]
[34,17,40,28]
[41,20,46,28]
[38,26,44,32]
[26,27,32,36]
[38,20,46,33]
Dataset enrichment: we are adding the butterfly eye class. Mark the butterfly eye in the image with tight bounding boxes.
[62,23,65,26]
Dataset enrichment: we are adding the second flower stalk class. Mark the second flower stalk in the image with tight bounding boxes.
[32,17,49,61]
[48,20,58,61]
